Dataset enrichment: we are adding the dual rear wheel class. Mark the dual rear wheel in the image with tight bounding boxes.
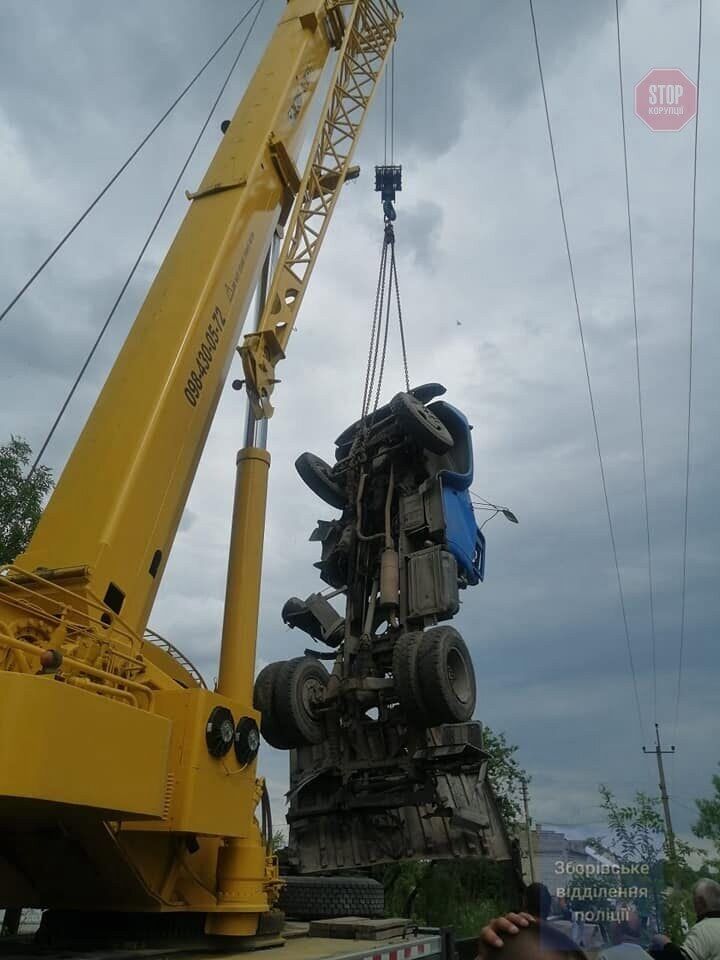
[255,627,475,747]
[253,656,328,750]
[393,625,476,727]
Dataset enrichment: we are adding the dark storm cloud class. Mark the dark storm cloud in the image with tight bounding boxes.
[388,0,620,158]
[395,201,443,265]
[1,0,716,841]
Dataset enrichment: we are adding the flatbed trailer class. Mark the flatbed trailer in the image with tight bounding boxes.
[0,924,449,960]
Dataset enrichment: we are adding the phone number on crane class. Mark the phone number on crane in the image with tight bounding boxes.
[184,306,227,407]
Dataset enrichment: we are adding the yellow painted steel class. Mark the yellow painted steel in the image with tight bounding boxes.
[217,448,270,704]
[0,0,334,930]
[0,0,401,937]
[210,448,271,937]
[124,688,260,838]
[0,672,170,819]
[242,0,402,417]
[16,1,333,638]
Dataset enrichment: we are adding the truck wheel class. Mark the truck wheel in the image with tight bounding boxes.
[278,875,384,920]
[390,392,453,454]
[254,662,294,750]
[275,657,328,747]
[417,626,476,724]
[392,631,427,722]
[295,452,347,510]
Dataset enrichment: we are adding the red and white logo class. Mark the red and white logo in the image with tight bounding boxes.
[634,68,697,132]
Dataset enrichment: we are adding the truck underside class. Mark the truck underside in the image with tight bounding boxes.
[287,724,515,873]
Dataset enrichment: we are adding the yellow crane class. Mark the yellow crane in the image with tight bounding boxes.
[0,0,400,940]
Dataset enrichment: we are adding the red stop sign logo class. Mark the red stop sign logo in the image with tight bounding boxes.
[635,68,697,131]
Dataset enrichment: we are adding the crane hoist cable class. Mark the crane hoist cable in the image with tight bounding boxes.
[361,166,409,422]
[0,0,264,327]
[382,43,396,165]
[363,32,404,421]
[26,0,267,480]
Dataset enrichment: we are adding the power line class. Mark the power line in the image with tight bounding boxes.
[675,0,703,743]
[27,0,266,478]
[0,0,263,327]
[614,0,658,722]
[528,0,645,743]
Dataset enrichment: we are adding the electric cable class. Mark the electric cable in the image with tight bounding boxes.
[0,0,263,327]
[529,0,645,742]
[615,0,659,722]
[27,0,267,478]
[674,0,703,744]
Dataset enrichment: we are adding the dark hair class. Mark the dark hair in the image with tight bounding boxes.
[492,924,587,960]
[525,882,552,920]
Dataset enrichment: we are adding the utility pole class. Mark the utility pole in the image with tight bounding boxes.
[521,778,536,883]
[643,723,677,865]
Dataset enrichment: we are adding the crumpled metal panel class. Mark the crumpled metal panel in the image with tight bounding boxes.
[286,724,516,874]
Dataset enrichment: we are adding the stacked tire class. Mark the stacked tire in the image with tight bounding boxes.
[278,875,384,921]
[392,625,476,727]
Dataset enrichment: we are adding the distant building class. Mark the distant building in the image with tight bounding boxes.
[517,825,619,900]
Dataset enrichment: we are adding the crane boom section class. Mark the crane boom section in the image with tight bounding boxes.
[242,0,401,418]
[17,1,336,635]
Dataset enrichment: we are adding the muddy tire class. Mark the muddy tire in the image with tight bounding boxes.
[254,662,294,750]
[392,631,427,722]
[417,626,476,724]
[390,392,453,454]
[278,875,384,920]
[295,452,346,510]
[274,657,328,747]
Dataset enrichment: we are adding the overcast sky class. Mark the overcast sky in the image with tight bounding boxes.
[1,0,717,848]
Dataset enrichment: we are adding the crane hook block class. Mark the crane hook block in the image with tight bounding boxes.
[375,164,402,202]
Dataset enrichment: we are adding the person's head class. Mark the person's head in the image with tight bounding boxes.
[693,878,720,919]
[524,882,552,920]
[611,916,642,946]
[481,925,586,960]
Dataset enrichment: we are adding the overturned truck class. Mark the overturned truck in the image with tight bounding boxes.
[254,384,516,874]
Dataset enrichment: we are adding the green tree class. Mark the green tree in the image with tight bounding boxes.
[693,764,720,878]
[592,786,697,943]
[383,858,518,936]
[270,829,286,852]
[483,725,527,831]
[380,725,527,935]
[0,437,53,564]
